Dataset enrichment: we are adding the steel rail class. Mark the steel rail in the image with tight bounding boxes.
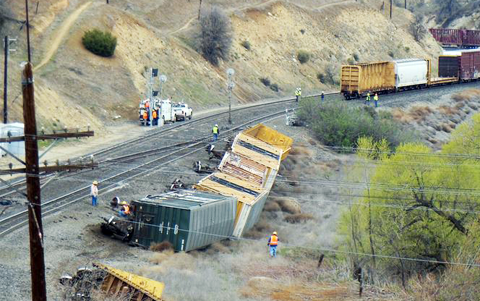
[0,109,287,237]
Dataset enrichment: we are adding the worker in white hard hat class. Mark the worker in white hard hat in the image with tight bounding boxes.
[91,181,99,206]
[267,231,279,258]
[212,124,219,142]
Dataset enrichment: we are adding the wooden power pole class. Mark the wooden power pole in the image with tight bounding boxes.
[23,61,47,301]
[16,1,96,300]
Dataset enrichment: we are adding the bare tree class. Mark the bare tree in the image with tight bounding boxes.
[410,14,427,42]
[196,7,232,66]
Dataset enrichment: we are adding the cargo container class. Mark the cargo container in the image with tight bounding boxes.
[438,55,460,78]
[394,59,428,88]
[218,151,271,188]
[430,28,480,47]
[340,62,396,99]
[459,51,480,80]
[130,191,237,252]
[242,124,293,160]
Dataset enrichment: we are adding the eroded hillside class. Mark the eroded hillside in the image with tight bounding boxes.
[1,0,442,131]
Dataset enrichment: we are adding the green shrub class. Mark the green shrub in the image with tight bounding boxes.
[82,29,117,57]
[300,29,306,34]
[259,77,271,86]
[317,72,326,83]
[297,50,310,64]
[241,40,251,50]
[405,46,410,52]
[270,83,279,92]
[353,53,360,61]
[297,99,412,149]
[388,50,395,58]
[347,57,355,65]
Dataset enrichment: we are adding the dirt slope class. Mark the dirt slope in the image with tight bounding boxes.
[1,0,442,131]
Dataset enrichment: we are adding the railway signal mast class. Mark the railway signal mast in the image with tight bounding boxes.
[3,36,16,124]
[0,1,96,300]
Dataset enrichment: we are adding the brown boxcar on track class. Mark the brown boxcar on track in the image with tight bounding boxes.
[430,28,480,47]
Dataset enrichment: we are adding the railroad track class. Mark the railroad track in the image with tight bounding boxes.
[0,107,288,237]
[0,95,307,200]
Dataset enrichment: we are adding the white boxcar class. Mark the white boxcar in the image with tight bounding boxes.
[394,59,428,88]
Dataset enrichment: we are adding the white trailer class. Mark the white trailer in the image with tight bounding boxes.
[394,59,428,89]
[153,98,175,125]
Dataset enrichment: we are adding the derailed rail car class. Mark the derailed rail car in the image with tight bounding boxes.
[103,124,292,252]
[130,191,237,252]
[195,124,293,238]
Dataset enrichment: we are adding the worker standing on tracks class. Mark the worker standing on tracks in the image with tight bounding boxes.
[365,92,371,106]
[295,88,302,102]
[321,91,325,102]
[212,124,219,142]
[152,109,158,126]
[374,93,379,108]
[91,181,99,206]
[268,231,279,258]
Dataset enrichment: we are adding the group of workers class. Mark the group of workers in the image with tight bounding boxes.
[140,100,161,126]
[365,92,379,107]
[90,181,132,217]
[295,88,380,107]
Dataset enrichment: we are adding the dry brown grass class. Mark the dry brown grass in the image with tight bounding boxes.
[409,106,433,122]
[289,146,314,157]
[264,200,282,212]
[452,89,480,102]
[441,123,452,133]
[270,197,302,214]
[438,105,459,116]
[284,213,315,224]
[149,241,173,252]
[391,109,412,123]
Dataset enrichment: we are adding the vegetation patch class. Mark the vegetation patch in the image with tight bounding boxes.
[298,99,412,149]
[149,241,173,252]
[270,83,279,92]
[196,7,232,66]
[241,40,251,50]
[82,29,117,57]
[297,50,310,64]
[259,77,271,87]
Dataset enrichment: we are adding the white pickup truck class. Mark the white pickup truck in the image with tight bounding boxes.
[173,103,193,121]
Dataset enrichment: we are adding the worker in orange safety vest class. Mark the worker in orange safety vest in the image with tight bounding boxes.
[152,110,158,126]
[119,201,131,217]
[268,231,279,257]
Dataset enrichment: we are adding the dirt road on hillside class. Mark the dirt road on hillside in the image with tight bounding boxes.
[170,0,353,35]
[34,1,93,71]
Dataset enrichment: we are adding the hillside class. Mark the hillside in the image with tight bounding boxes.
[1,0,442,132]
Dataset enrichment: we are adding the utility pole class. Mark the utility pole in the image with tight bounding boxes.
[23,61,47,301]
[4,36,16,124]
[226,68,235,124]
[405,0,407,9]
[19,1,96,300]
[389,0,393,19]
